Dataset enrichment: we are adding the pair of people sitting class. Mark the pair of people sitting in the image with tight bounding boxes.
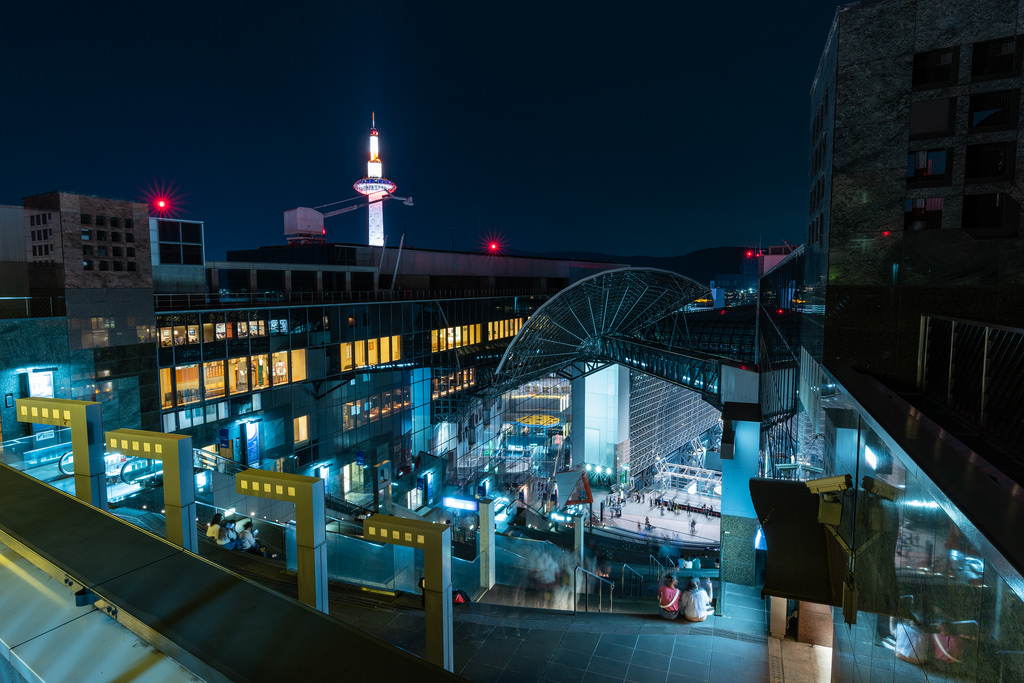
[206,514,260,553]
[658,575,713,622]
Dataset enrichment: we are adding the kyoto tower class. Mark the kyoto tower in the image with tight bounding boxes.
[353,113,397,247]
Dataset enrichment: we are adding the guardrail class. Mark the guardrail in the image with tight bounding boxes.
[573,565,614,615]
[154,289,555,310]
[649,554,669,579]
[621,564,643,597]
[0,296,66,318]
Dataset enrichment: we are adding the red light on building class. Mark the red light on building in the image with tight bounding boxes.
[778,309,784,315]
[745,250,754,258]
[142,180,183,217]
[883,230,890,236]
[481,231,505,255]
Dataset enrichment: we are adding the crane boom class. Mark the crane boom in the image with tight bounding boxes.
[320,194,413,219]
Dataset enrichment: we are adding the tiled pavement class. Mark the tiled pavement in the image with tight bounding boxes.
[326,582,776,683]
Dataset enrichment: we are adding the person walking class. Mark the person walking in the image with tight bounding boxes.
[658,575,681,620]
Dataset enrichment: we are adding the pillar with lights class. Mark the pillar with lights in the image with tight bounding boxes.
[353,114,397,247]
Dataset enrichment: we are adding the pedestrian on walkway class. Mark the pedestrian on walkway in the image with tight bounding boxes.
[690,519,697,535]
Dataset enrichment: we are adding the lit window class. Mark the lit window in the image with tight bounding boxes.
[354,340,366,368]
[368,338,378,366]
[228,357,249,394]
[160,368,173,409]
[175,364,200,405]
[203,361,226,400]
[251,354,270,390]
[294,415,309,444]
[292,348,307,382]
[271,351,289,385]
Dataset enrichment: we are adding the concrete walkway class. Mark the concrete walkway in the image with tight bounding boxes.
[323,581,832,683]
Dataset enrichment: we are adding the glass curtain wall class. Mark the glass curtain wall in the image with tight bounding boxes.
[823,370,1024,683]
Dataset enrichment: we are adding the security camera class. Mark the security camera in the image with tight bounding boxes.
[805,474,852,495]
[862,476,901,501]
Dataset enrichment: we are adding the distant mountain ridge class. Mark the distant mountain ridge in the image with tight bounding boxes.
[507,246,744,286]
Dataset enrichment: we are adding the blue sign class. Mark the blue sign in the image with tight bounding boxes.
[219,428,229,449]
[417,476,425,491]
[356,451,365,466]
[477,485,486,498]
[245,422,259,468]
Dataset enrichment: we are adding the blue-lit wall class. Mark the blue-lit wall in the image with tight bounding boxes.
[0,318,71,441]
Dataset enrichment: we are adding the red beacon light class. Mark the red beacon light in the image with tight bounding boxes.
[745,250,754,258]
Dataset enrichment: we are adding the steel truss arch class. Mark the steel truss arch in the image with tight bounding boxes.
[490,268,714,398]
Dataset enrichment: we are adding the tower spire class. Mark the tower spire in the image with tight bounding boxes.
[353,114,397,247]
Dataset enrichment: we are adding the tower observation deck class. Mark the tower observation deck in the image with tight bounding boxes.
[353,114,397,247]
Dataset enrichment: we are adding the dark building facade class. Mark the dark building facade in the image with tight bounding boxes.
[807,0,1024,392]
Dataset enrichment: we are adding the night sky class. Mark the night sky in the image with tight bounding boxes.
[1,2,840,261]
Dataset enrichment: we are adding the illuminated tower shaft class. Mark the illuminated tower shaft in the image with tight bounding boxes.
[353,115,397,247]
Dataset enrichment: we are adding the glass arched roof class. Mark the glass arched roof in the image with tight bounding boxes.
[493,268,708,392]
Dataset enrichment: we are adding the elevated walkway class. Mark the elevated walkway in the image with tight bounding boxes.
[0,463,458,683]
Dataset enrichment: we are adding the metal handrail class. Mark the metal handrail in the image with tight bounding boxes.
[621,564,643,597]
[573,565,614,615]
[649,554,669,579]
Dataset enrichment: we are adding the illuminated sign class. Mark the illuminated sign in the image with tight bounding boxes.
[442,497,478,512]
[245,421,259,467]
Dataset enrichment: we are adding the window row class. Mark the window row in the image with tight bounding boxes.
[159,349,306,409]
[81,229,134,243]
[340,336,402,371]
[341,388,412,431]
[432,369,477,399]
[431,324,481,353]
[30,228,53,241]
[83,260,137,272]
[80,214,133,228]
[811,87,829,140]
[160,243,203,265]
[29,213,51,227]
[910,89,1020,138]
[488,318,523,341]
[914,36,1023,89]
[32,244,53,257]
[809,176,826,215]
[83,246,135,258]
[907,142,1017,186]
[157,220,202,244]
[904,192,1020,236]
[160,320,270,347]
[808,214,825,246]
